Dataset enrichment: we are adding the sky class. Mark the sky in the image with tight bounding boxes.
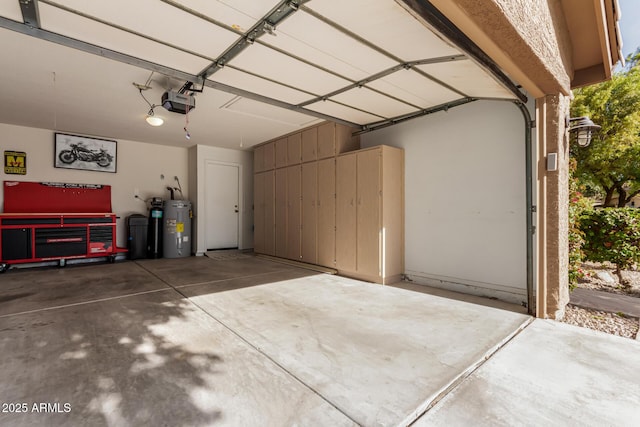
[618,0,640,59]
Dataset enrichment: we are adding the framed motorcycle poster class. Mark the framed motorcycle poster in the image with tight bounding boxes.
[54,133,117,173]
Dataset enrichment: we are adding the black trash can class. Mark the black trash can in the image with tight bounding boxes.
[126,214,148,260]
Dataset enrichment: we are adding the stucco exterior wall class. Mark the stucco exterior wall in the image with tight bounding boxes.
[428,0,574,96]
[536,94,571,319]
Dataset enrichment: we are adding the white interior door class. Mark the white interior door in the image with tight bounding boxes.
[205,161,240,250]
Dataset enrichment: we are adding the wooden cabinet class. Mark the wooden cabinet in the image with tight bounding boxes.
[253,142,275,173]
[318,122,360,159]
[335,146,404,284]
[254,145,264,173]
[302,127,318,163]
[286,165,301,260]
[255,122,403,281]
[254,171,276,256]
[253,172,265,253]
[275,168,288,257]
[317,158,335,267]
[263,170,275,255]
[288,133,302,165]
[275,138,288,168]
[301,162,318,263]
[263,141,275,171]
[336,153,357,272]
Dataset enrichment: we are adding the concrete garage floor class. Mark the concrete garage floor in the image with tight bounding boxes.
[0,256,638,426]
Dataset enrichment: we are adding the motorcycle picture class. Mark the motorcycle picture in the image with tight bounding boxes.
[58,142,113,168]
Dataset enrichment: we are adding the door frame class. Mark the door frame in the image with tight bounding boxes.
[204,160,243,250]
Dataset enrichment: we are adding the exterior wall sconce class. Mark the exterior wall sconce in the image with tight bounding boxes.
[567,116,600,147]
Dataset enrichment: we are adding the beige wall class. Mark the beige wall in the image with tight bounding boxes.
[362,100,528,305]
[0,123,189,248]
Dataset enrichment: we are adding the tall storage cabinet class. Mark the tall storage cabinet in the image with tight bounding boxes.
[336,145,404,285]
[301,162,318,264]
[317,158,336,267]
[275,168,288,258]
[253,123,403,285]
[286,165,302,260]
[336,153,357,272]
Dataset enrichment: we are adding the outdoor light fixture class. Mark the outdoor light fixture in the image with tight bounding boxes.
[567,116,600,147]
[145,107,164,126]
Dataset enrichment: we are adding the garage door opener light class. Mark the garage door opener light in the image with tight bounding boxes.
[134,82,164,127]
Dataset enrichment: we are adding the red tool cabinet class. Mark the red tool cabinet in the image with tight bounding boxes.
[0,212,117,265]
[1,181,124,269]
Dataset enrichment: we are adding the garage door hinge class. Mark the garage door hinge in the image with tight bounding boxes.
[531,205,537,213]
[531,226,536,235]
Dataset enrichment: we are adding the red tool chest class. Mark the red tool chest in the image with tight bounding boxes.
[0,212,117,264]
[1,181,124,269]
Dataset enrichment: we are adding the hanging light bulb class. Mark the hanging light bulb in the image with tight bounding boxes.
[145,107,164,126]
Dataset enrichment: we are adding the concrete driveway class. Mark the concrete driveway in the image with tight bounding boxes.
[0,256,638,426]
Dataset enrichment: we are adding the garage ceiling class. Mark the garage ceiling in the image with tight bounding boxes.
[0,0,523,149]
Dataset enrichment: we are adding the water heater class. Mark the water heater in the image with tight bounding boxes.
[162,200,192,258]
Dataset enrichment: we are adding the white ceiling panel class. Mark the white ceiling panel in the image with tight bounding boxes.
[47,0,239,60]
[331,87,417,119]
[0,1,23,22]
[267,10,398,80]
[220,96,320,127]
[171,0,273,32]
[418,60,517,99]
[210,67,314,104]
[367,68,462,109]
[228,43,352,95]
[39,3,211,75]
[306,0,460,62]
[305,100,382,125]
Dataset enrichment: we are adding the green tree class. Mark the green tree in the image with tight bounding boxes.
[571,49,640,207]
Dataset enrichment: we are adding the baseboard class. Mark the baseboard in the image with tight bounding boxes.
[404,271,527,306]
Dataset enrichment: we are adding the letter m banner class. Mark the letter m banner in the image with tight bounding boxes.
[4,151,27,175]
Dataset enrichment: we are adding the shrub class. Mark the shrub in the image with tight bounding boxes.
[580,208,640,285]
[568,160,592,288]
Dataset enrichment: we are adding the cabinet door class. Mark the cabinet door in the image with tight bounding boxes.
[336,153,357,271]
[264,170,276,255]
[356,149,381,277]
[288,133,302,165]
[263,141,275,171]
[336,124,360,154]
[301,162,317,263]
[317,122,335,159]
[275,168,288,257]
[275,138,288,168]
[317,158,335,267]
[253,173,265,253]
[254,145,264,173]
[287,165,302,260]
[302,127,318,163]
